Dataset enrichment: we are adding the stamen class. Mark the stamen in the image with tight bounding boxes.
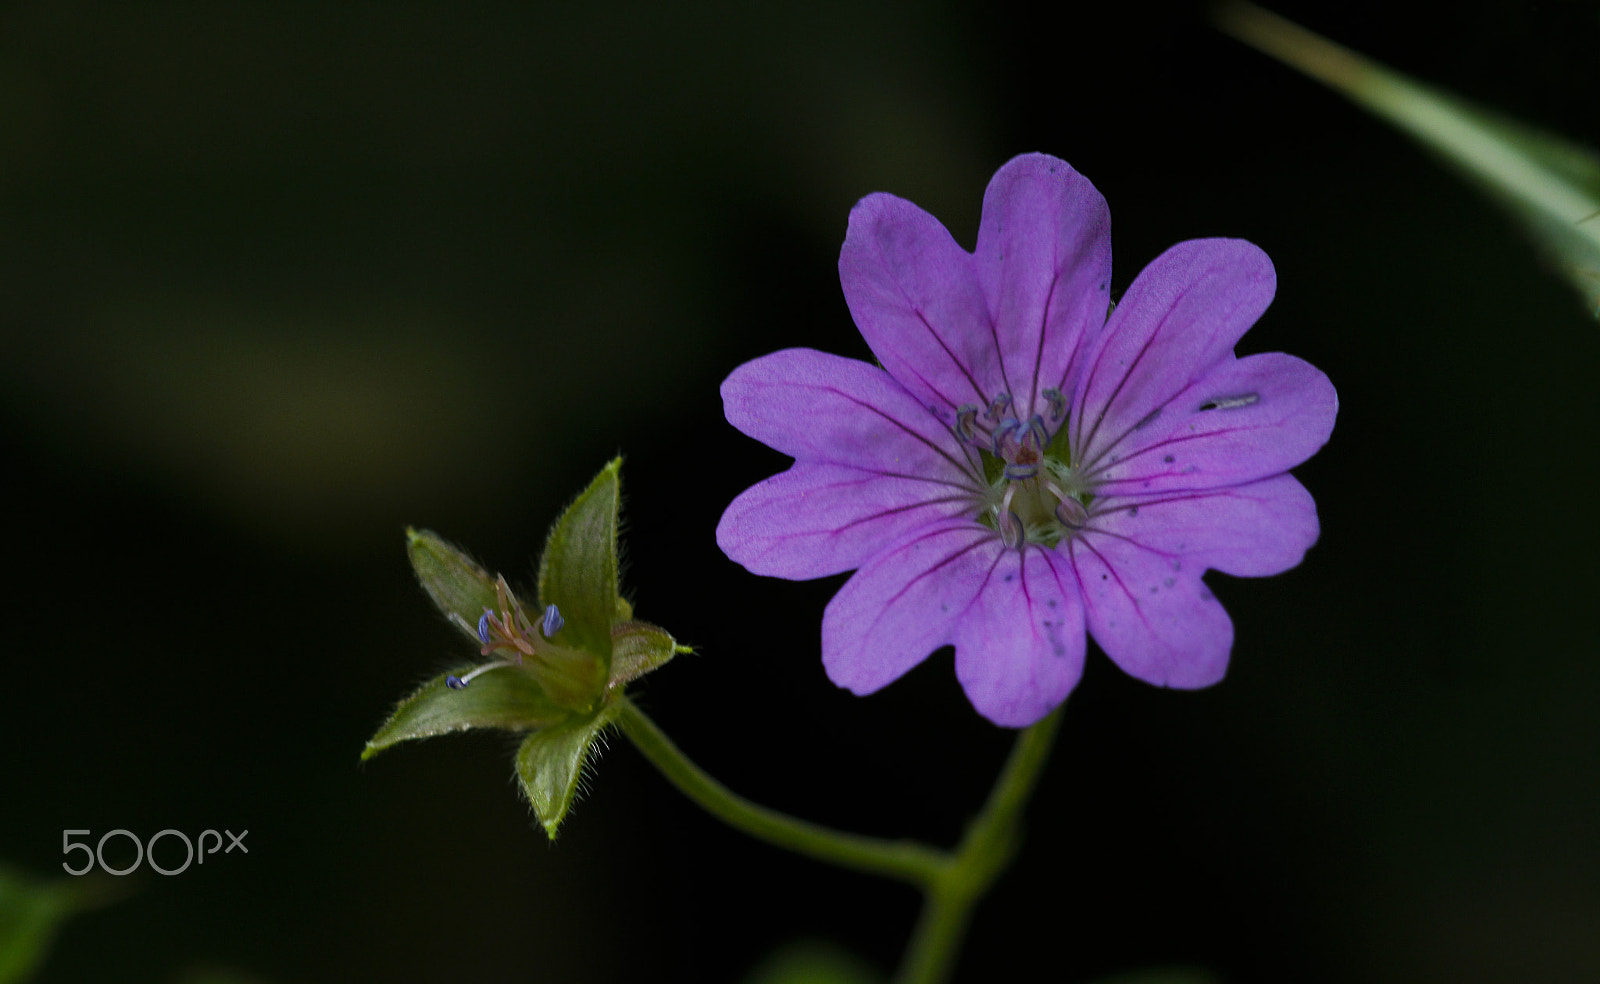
[991,417,1022,457]
[996,485,1025,548]
[541,604,564,638]
[954,404,980,444]
[1026,414,1049,451]
[986,393,1013,422]
[477,611,492,645]
[1043,387,1066,422]
[1055,496,1088,530]
[445,659,518,689]
[999,509,1025,548]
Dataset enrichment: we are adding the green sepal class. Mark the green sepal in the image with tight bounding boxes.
[406,529,500,642]
[608,620,690,690]
[978,447,1005,485]
[514,702,619,839]
[537,458,621,670]
[1045,418,1074,466]
[362,668,569,761]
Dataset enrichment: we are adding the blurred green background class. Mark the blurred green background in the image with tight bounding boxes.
[2,1,1597,982]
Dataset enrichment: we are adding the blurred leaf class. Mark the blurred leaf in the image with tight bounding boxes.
[514,702,619,839]
[362,669,569,761]
[742,941,881,984]
[1089,968,1221,984]
[1217,1,1600,318]
[173,968,277,984]
[537,458,622,670]
[0,865,117,984]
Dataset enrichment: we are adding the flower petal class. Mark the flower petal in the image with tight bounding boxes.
[975,154,1113,422]
[822,519,1001,696]
[1089,473,1320,578]
[1068,532,1235,689]
[839,192,1001,414]
[1070,238,1276,472]
[721,348,978,481]
[952,544,1086,727]
[717,461,978,580]
[1086,352,1338,496]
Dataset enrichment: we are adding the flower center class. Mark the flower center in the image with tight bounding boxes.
[954,388,1095,549]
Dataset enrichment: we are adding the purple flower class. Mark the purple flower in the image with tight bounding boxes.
[717,154,1337,726]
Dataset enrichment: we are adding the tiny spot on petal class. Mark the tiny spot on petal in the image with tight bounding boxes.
[1164,577,1176,588]
[1163,454,1175,464]
[1199,392,1260,411]
[1004,573,1015,583]
[1127,506,1139,517]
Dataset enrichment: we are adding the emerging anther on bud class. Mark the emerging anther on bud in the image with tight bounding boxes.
[477,612,492,645]
[541,604,564,638]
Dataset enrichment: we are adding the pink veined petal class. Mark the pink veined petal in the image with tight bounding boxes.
[1085,352,1338,496]
[822,519,1002,696]
[952,544,1086,727]
[1071,238,1276,470]
[839,192,1002,414]
[717,461,979,580]
[1068,531,1235,690]
[721,348,978,482]
[1088,473,1320,579]
[975,153,1113,422]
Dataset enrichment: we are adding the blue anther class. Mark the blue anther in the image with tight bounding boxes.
[1026,414,1050,451]
[446,675,468,690]
[477,611,493,645]
[1043,387,1066,422]
[954,404,980,444]
[542,604,565,638]
[991,417,1022,456]
[1004,461,1040,480]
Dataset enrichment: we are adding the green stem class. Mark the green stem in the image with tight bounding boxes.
[893,703,1064,984]
[614,696,949,886]
[614,695,1063,984]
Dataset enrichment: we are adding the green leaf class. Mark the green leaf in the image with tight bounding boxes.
[0,865,117,984]
[537,458,622,670]
[1217,1,1600,318]
[514,703,619,839]
[362,669,569,760]
[406,529,501,642]
[608,620,689,690]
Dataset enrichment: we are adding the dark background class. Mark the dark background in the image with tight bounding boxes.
[2,1,1597,982]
